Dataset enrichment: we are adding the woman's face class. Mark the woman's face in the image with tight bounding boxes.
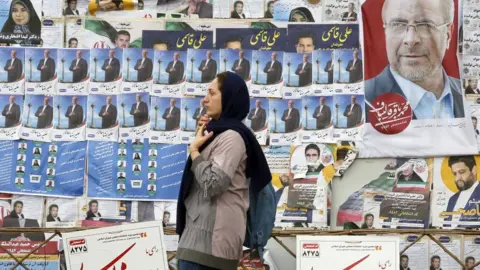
[291,12,306,22]
[12,3,30,25]
[205,78,222,120]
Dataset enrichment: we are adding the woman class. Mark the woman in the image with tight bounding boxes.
[1,0,41,35]
[134,153,141,160]
[289,7,315,22]
[176,72,271,270]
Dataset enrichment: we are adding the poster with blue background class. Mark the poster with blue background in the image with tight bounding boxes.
[22,95,53,129]
[180,97,203,133]
[334,49,363,84]
[122,48,154,83]
[0,94,23,128]
[313,50,334,84]
[0,47,24,83]
[87,94,118,129]
[269,99,300,133]
[53,95,88,129]
[150,97,182,132]
[333,94,365,129]
[57,49,90,83]
[0,140,86,197]
[186,49,220,83]
[302,96,334,130]
[283,53,311,87]
[251,50,283,85]
[222,49,252,79]
[287,24,360,52]
[88,140,186,200]
[142,30,213,51]
[90,48,123,83]
[118,92,150,128]
[216,28,287,51]
[153,50,187,84]
[25,48,57,82]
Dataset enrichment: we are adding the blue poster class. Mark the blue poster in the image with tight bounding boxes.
[287,24,360,52]
[87,140,186,200]
[0,140,86,197]
[142,30,213,51]
[216,28,287,51]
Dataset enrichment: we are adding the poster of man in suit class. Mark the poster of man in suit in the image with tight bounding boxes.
[197,50,217,83]
[134,49,153,82]
[360,0,476,158]
[33,96,54,129]
[345,49,363,83]
[62,96,85,129]
[97,49,121,82]
[181,97,205,143]
[36,49,56,82]
[312,96,332,130]
[2,49,23,83]
[161,98,181,131]
[192,98,206,127]
[128,93,149,127]
[0,200,45,242]
[263,51,283,85]
[231,49,251,81]
[295,54,312,87]
[1,95,22,128]
[341,95,363,129]
[97,95,118,129]
[247,99,267,132]
[164,52,185,85]
[281,100,300,133]
[67,50,89,83]
[324,51,335,84]
[186,49,219,95]
[333,94,364,141]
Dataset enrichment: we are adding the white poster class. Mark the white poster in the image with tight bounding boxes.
[297,235,399,270]
[63,221,169,270]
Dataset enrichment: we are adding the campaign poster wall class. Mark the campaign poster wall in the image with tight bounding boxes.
[44,197,79,228]
[0,47,25,93]
[334,158,431,229]
[89,48,123,94]
[215,28,287,51]
[62,221,169,270]
[79,199,134,227]
[185,48,219,96]
[268,98,301,145]
[0,140,86,197]
[87,140,186,200]
[245,97,269,145]
[142,30,213,51]
[25,48,58,95]
[152,50,187,97]
[149,97,182,144]
[428,235,463,270]
[359,0,477,158]
[0,241,59,270]
[399,235,430,270]
[273,0,323,23]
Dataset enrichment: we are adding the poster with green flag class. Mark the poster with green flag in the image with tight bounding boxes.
[66,17,165,49]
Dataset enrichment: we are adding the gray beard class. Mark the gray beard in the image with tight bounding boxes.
[394,62,439,82]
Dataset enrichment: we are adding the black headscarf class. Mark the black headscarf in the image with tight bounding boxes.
[1,0,41,35]
[289,7,315,22]
[176,72,272,236]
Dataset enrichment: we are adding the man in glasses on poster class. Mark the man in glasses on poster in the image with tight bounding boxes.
[365,0,464,120]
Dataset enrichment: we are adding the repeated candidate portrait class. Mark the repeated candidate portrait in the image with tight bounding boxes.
[227,49,251,81]
[335,95,365,129]
[252,50,283,85]
[186,49,219,84]
[181,97,204,132]
[25,48,57,82]
[123,48,153,82]
[269,99,300,133]
[303,96,333,130]
[90,48,122,82]
[0,95,23,128]
[286,53,312,87]
[363,0,465,121]
[246,98,268,132]
[335,49,363,83]
[88,94,118,129]
[54,95,87,129]
[151,97,181,131]
[119,92,149,127]
[154,50,186,85]
[22,95,53,129]
[0,48,24,83]
[58,49,89,83]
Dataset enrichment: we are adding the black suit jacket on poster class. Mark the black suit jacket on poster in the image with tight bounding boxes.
[342,11,357,21]
[130,101,149,126]
[281,108,300,133]
[198,59,217,83]
[346,59,363,83]
[35,105,53,128]
[263,60,282,84]
[232,58,250,80]
[64,7,79,15]
[343,103,362,128]
[2,103,20,128]
[183,2,212,18]
[313,105,331,129]
[0,217,45,241]
[364,66,465,122]
[231,12,246,18]
[37,58,55,82]
[324,60,334,83]
[4,58,22,83]
[162,106,180,131]
[86,211,101,220]
[69,58,88,83]
[295,62,312,87]
[99,104,117,128]
[247,107,266,132]
[166,60,184,84]
[65,104,84,129]
[465,86,480,94]
[101,57,120,82]
[46,215,61,222]
[134,58,153,82]
[192,107,207,126]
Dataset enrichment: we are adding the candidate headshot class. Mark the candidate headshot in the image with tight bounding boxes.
[115,30,130,48]
[446,156,480,212]
[46,204,61,222]
[400,255,410,270]
[98,95,117,129]
[430,255,441,270]
[86,200,101,220]
[224,37,242,50]
[69,50,88,83]
[305,144,323,173]
[232,50,250,81]
[365,0,464,121]
[134,49,153,82]
[231,0,246,19]
[265,1,274,18]
[295,33,315,54]
[4,50,23,83]
[342,2,357,22]
[162,211,170,227]
[1,0,41,36]
[68,38,78,48]
[165,52,184,85]
[465,256,475,270]
[361,213,374,229]
[465,79,480,95]
[64,0,80,15]
[153,40,169,51]
[2,95,21,128]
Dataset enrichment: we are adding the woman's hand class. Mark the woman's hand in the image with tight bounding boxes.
[189,123,213,155]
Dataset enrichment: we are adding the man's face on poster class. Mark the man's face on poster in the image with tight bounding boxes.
[11,50,16,58]
[296,37,314,53]
[239,50,244,59]
[348,2,354,12]
[153,43,168,51]
[142,49,148,58]
[69,39,78,48]
[365,215,374,227]
[206,51,212,59]
[163,213,170,224]
[225,41,242,50]
[173,52,180,61]
[305,148,319,163]
[106,96,112,105]
[9,96,15,104]
[15,203,22,215]
[279,174,289,186]
[351,96,356,104]
[470,79,478,89]
[271,52,277,61]
[255,99,261,108]
[382,0,452,82]
[402,164,414,177]
[115,34,130,48]
[44,97,50,105]
[401,257,409,268]
[90,202,98,213]
[44,50,49,58]
[109,50,115,58]
[51,207,58,217]
[235,2,243,14]
[69,0,77,9]
[288,100,294,108]
[432,258,440,269]
[268,2,274,14]
[451,161,477,191]
[466,258,475,269]
[76,51,82,59]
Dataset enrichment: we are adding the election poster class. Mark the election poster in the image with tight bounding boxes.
[273,0,322,23]
[152,50,187,97]
[65,17,165,48]
[269,98,301,146]
[180,96,204,144]
[462,0,480,55]
[282,52,312,99]
[215,28,287,51]
[185,48,219,96]
[220,48,252,85]
[52,94,87,141]
[323,0,359,22]
[41,17,65,48]
[0,195,45,242]
[428,235,463,270]
[86,94,119,142]
[332,93,364,141]
[20,94,54,142]
[0,0,42,45]
[432,156,480,229]
[245,97,269,145]
[79,199,134,227]
[44,197,79,228]
[87,140,186,200]
[118,91,150,141]
[399,235,430,270]
[286,24,360,52]
[250,50,284,97]
[334,158,431,229]
[359,0,477,158]
[121,48,153,93]
[214,0,264,19]
[464,236,480,270]
[301,96,334,143]
[0,141,86,197]
[0,93,23,140]
[62,221,169,270]
[25,48,58,96]
[89,48,123,94]
[296,236,399,270]
[0,47,24,93]
[57,48,90,95]
[0,241,59,270]
[142,30,213,51]
[149,97,182,144]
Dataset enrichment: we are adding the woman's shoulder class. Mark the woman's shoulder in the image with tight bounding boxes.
[213,130,245,150]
